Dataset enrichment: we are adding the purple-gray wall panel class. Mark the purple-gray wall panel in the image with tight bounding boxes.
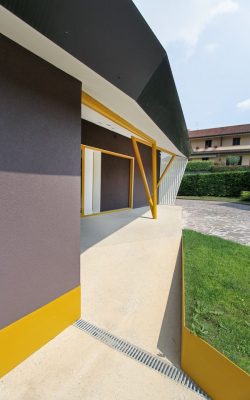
[101,154,130,211]
[0,35,81,329]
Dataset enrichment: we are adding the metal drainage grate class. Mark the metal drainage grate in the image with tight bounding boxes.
[74,319,210,399]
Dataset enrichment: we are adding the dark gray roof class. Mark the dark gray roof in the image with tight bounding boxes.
[0,0,190,156]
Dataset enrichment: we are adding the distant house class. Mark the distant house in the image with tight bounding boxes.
[189,124,250,165]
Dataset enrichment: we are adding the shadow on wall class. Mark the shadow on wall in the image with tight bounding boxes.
[157,242,182,367]
[80,207,151,253]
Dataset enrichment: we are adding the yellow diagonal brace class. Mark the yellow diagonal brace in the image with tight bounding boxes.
[152,142,158,219]
[131,137,153,213]
[157,154,175,189]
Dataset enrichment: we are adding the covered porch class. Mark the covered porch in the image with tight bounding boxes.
[0,205,204,400]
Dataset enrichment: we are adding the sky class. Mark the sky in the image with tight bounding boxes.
[133,0,250,130]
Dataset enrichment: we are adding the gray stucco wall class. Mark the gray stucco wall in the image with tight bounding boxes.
[0,34,81,329]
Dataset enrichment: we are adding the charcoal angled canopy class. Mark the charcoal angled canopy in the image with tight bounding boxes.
[0,0,190,156]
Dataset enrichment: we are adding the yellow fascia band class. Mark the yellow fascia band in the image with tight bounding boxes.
[0,286,80,377]
[81,92,154,144]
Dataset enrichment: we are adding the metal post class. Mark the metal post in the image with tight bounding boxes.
[152,142,157,219]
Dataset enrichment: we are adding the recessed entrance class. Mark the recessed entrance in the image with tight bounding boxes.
[81,145,134,216]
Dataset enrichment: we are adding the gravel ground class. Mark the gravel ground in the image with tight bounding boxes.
[176,199,250,246]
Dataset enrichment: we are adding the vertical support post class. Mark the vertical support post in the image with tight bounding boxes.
[152,141,158,219]
[129,158,134,208]
[81,147,85,216]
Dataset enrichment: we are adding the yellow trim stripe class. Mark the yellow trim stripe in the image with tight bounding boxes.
[81,144,134,160]
[82,92,154,144]
[81,208,131,218]
[0,286,80,377]
[156,145,176,156]
[135,137,176,157]
[82,92,177,157]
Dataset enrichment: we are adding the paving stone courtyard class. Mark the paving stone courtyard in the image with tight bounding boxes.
[176,199,250,246]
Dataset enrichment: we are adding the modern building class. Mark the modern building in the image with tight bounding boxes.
[0,0,190,390]
[189,124,250,165]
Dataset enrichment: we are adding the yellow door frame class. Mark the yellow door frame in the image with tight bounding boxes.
[81,144,134,217]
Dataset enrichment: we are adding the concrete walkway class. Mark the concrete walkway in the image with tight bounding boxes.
[176,199,250,245]
[0,206,202,400]
[0,326,200,400]
[80,206,183,364]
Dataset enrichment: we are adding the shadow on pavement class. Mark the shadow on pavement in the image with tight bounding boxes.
[157,242,182,367]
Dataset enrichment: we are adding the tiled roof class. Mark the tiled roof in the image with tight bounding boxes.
[190,148,250,156]
[189,124,250,138]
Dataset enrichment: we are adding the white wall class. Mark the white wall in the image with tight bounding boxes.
[84,148,101,215]
[158,154,187,205]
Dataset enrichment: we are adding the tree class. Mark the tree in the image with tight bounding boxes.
[226,155,240,166]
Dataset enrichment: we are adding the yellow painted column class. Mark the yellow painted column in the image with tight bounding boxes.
[152,141,158,219]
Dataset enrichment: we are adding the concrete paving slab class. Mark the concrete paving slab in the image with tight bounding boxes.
[0,206,199,400]
[0,326,201,400]
[80,206,183,365]
[176,199,250,245]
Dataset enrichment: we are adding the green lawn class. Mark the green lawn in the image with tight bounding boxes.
[177,195,250,205]
[183,229,250,373]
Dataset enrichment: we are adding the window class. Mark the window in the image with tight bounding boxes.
[233,137,240,146]
[205,139,212,148]
[202,157,209,160]
[226,155,242,165]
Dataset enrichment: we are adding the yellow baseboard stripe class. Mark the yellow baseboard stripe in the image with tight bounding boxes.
[181,326,250,400]
[0,286,81,377]
[181,240,250,400]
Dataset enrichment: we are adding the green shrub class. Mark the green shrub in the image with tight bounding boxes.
[240,191,250,201]
[178,171,250,197]
[211,165,250,173]
[226,155,241,166]
[186,160,213,172]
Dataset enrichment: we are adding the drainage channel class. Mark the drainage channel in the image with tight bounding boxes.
[74,319,210,399]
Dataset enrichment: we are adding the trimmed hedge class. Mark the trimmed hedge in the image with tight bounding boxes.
[178,171,250,197]
[241,191,250,201]
[186,160,212,172]
[186,161,250,174]
[211,165,250,173]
